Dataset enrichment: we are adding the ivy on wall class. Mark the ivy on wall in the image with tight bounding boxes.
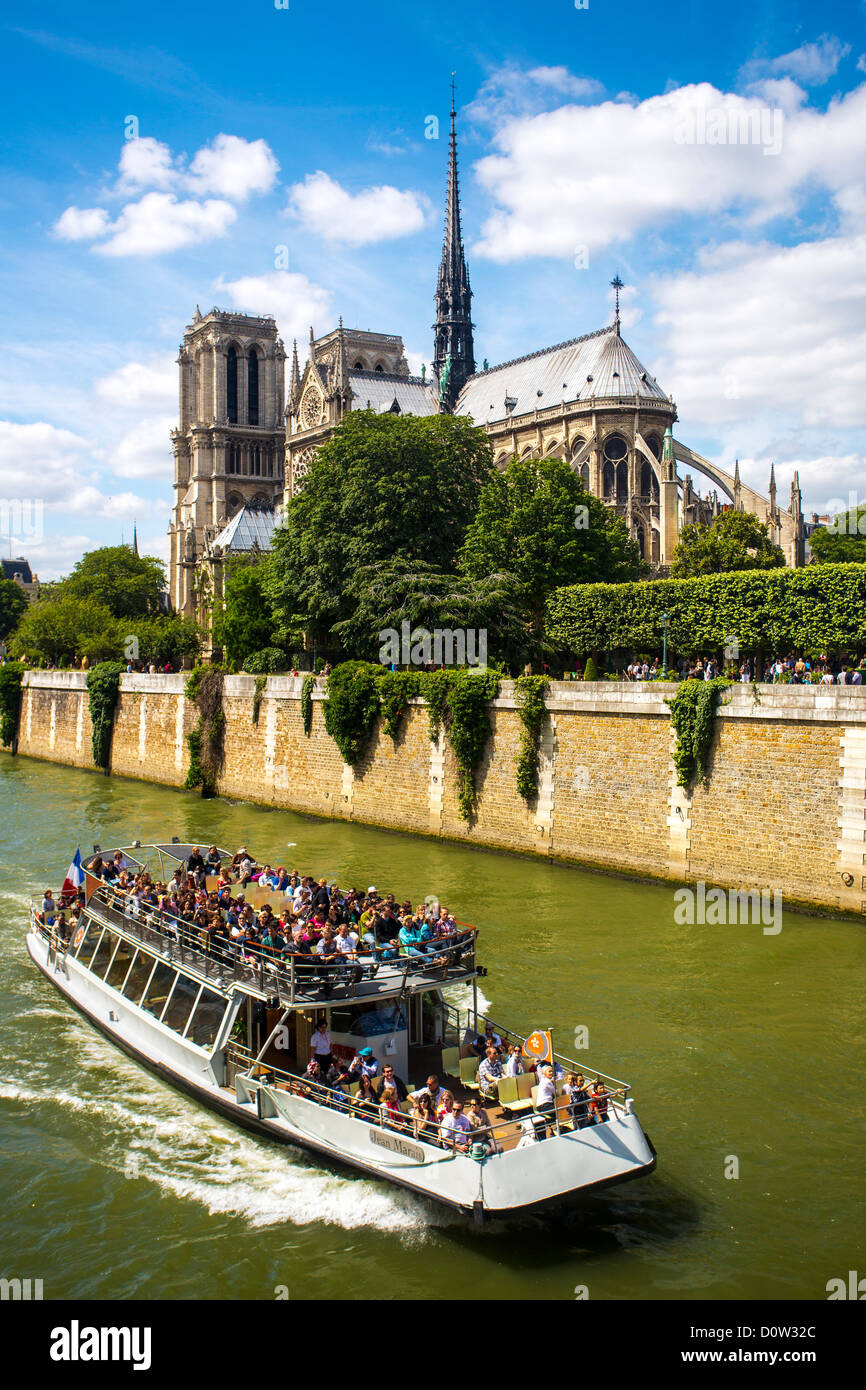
[667,677,732,788]
[251,675,267,726]
[185,666,225,796]
[514,675,549,801]
[444,669,501,819]
[86,661,124,771]
[0,662,25,748]
[301,674,315,736]
[322,661,382,765]
[378,671,421,740]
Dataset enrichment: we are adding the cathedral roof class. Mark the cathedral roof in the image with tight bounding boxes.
[455,324,671,425]
[211,506,281,553]
[348,371,438,415]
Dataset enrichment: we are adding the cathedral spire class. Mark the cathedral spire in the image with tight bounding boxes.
[288,338,302,411]
[433,74,475,412]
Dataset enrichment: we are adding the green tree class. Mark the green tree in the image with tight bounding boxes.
[459,455,645,631]
[0,578,27,642]
[213,558,281,668]
[670,510,785,578]
[808,505,866,564]
[9,596,119,665]
[126,614,201,669]
[334,557,532,667]
[62,545,166,618]
[267,410,494,639]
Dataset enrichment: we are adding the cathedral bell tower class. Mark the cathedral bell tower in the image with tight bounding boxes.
[169,308,285,614]
[432,80,475,413]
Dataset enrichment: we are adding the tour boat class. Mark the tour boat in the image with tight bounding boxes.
[26,842,657,1222]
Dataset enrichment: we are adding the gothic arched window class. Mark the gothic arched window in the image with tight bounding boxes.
[579,462,590,486]
[227,347,238,424]
[616,461,629,502]
[248,348,259,427]
[603,461,615,498]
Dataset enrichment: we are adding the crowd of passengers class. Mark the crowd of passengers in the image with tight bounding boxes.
[286,1018,616,1153]
[39,845,470,997]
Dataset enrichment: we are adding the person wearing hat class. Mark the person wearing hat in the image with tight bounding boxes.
[348,1047,379,1081]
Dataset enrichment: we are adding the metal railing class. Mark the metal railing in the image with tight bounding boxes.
[83,886,477,1006]
[224,1044,621,1155]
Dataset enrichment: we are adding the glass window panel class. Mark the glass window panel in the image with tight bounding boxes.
[161,974,201,1034]
[186,990,228,1049]
[88,929,118,979]
[141,962,178,1020]
[104,936,137,990]
[81,925,106,969]
[121,950,157,1004]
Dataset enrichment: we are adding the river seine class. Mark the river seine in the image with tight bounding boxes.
[1,755,863,1301]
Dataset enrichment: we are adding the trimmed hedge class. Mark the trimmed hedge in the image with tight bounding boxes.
[545,564,866,656]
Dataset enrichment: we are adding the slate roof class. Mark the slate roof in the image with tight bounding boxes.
[455,325,670,425]
[348,371,438,415]
[2,557,34,584]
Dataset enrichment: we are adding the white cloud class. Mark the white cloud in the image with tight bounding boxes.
[54,132,277,257]
[472,81,866,262]
[107,417,175,480]
[94,192,237,256]
[653,232,866,431]
[215,270,333,345]
[742,34,851,86]
[53,206,112,241]
[465,62,604,129]
[188,133,279,201]
[95,355,176,410]
[287,171,430,245]
[0,421,94,503]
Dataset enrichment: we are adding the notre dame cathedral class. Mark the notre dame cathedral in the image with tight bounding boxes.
[169,97,805,620]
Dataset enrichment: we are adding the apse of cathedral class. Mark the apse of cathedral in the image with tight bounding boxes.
[168,95,805,621]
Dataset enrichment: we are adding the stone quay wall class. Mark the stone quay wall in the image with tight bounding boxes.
[10,670,866,917]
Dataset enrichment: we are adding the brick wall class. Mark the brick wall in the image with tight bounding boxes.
[9,671,866,916]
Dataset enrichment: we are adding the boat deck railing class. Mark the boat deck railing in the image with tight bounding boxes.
[440,999,632,1097]
[80,886,478,1006]
[224,1043,627,1154]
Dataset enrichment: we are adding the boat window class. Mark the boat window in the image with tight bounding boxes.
[160,973,201,1035]
[140,961,177,1021]
[185,989,228,1048]
[88,929,118,980]
[81,925,106,970]
[120,949,156,1004]
[104,936,137,991]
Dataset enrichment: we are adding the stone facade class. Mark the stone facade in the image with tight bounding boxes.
[12,671,866,918]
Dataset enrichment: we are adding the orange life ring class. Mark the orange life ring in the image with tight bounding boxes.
[523,1029,551,1061]
[73,925,85,949]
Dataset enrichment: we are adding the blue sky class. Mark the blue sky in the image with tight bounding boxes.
[1,0,865,577]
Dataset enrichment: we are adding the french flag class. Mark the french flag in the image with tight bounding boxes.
[61,847,84,897]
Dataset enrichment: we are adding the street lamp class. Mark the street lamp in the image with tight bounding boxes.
[661,611,669,680]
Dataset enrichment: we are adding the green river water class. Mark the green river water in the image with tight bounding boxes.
[1,755,863,1302]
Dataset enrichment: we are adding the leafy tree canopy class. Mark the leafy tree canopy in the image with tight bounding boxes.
[670,509,785,578]
[459,455,645,627]
[9,596,119,665]
[267,410,494,636]
[808,505,866,564]
[334,557,533,667]
[0,577,28,642]
[213,558,280,668]
[61,546,166,619]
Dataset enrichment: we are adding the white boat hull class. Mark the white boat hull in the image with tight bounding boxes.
[26,925,656,1219]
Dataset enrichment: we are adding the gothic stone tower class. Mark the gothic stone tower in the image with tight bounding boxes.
[169,308,286,614]
[433,89,475,412]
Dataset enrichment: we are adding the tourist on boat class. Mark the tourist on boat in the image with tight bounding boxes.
[409,1074,447,1111]
[187,846,205,875]
[504,1044,524,1076]
[535,1065,557,1137]
[347,1047,378,1080]
[589,1080,611,1124]
[378,1085,403,1131]
[477,1046,505,1101]
[374,1065,408,1103]
[305,1058,324,1085]
[41,889,56,924]
[439,1099,472,1152]
[351,1073,378,1118]
[565,1073,591,1128]
[411,1093,439,1144]
[310,1019,332,1071]
[466,1097,500,1155]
